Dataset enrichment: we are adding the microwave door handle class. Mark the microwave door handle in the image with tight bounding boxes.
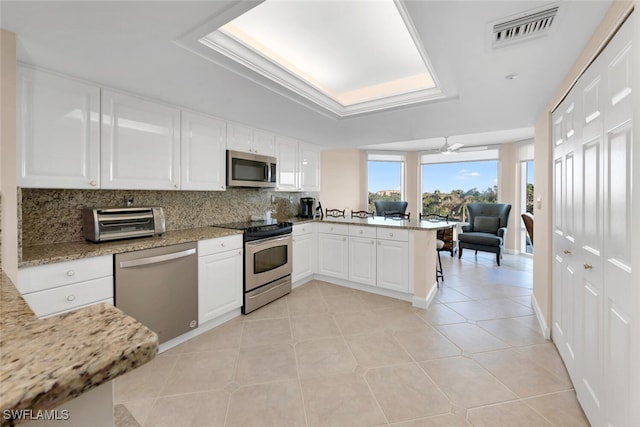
[264,164,270,182]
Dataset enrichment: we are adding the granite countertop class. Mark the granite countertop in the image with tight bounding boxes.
[315,216,459,230]
[0,270,158,426]
[20,226,244,267]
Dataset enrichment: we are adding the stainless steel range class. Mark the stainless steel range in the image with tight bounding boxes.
[215,221,292,314]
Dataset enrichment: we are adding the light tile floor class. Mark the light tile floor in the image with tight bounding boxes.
[114,251,589,426]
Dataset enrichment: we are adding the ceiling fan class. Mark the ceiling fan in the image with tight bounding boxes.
[439,136,464,154]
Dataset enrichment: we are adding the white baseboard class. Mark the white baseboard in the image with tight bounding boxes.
[313,274,412,302]
[158,308,241,353]
[531,293,551,339]
[413,281,439,309]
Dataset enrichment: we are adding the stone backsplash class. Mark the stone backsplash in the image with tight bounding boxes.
[21,188,318,246]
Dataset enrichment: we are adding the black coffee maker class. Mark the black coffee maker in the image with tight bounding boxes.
[300,197,315,218]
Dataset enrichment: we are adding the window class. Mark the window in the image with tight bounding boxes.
[421,159,498,220]
[367,153,405,213]
[521,159,534,253]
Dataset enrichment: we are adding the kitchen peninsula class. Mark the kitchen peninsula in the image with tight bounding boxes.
[298,216,455,308]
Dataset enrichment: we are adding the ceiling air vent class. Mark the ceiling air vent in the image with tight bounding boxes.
[491,4,559,48]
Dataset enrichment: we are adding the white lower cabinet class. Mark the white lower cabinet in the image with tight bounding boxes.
[376,239,409,292]
[292,224,316,282]
[317,232,349,280]
[197,235,243,324]
[17,255,114,318]
[348,226,377,286]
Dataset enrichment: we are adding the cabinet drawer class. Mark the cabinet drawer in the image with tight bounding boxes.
[293,223,316,236]
[198,234,243,256]
[317,223,349,235]
[18,255,113,294]
[22,276,113,318]
[349,225,376,239]
[376,227,409,242]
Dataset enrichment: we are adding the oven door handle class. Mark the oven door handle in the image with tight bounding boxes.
[247,281,290,300]
[246,235,291,247]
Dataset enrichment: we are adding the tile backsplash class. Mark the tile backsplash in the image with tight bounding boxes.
[21,188,318,246]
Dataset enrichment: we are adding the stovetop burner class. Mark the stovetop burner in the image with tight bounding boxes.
[214,221,293,241]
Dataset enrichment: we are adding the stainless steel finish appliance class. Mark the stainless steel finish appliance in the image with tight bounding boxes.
[83,207,165,242]
[226,150,277,188]
[215,221,292,314]
[300,197,315,218]
[115,242,198,344]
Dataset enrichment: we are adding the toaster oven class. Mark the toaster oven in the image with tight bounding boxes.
[83,207,165,242]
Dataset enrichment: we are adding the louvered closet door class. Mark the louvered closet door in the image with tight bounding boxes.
[601,17,633,427]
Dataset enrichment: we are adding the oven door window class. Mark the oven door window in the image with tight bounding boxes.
[254,245,288,274]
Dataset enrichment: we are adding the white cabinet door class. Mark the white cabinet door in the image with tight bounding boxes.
[226,123,253,153]
[276,136,300,191]
[293,231,316,283]
[377,239,409,292]
[348,236,376,286]
[317,233,348,280]
[181,111,226,191]
[198,248,243,324]
[300,143,320,191]
[253,130,276,156]
[17,67,100,189]
[101,90,180,190]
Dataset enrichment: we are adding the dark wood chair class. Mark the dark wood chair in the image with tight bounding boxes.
[521,212,534,248]
[325,208,345,218]
[351,210,373,219]
[420,213,450,284]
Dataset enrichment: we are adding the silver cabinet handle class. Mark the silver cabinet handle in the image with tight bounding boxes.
[359,230,363,234]
[66,270,75,277]
[370,240,374,245]
[90,180,97,187]
[119,248,196,268]
[174,183,179,188]
[66,295,76,302]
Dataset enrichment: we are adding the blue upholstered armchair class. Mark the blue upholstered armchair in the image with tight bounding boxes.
[458,203,511,266]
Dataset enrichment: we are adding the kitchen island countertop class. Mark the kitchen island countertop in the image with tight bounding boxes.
[298,215,458,230]
[0,270,158,426]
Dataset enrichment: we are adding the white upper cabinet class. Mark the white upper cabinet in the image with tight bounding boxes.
[101,90,180,190]
[253,130,276,156]
[17,67,101,189]
[227,123,276,156]
[300,143,320,191]
[181,111,226,191]
[275,135,300,191]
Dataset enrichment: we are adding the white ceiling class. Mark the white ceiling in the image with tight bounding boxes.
[0,1,612,150]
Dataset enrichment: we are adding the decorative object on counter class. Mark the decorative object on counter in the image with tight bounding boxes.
[350,210,373,218]
[374,200,409,218]
[325,208,345,217]
[458,203,511,266]
[384,212,410,220]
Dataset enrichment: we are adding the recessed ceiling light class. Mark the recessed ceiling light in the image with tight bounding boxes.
[505,73,519,80]
[198,0,445,117]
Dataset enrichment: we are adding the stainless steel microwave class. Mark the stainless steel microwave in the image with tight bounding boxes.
[226,150,277,188]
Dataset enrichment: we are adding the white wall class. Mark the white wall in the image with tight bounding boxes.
[319,149,367,214]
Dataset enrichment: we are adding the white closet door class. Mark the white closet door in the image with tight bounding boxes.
[601,18,633,427]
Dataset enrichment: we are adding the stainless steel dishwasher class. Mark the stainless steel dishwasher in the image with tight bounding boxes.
[115,242,198,344]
